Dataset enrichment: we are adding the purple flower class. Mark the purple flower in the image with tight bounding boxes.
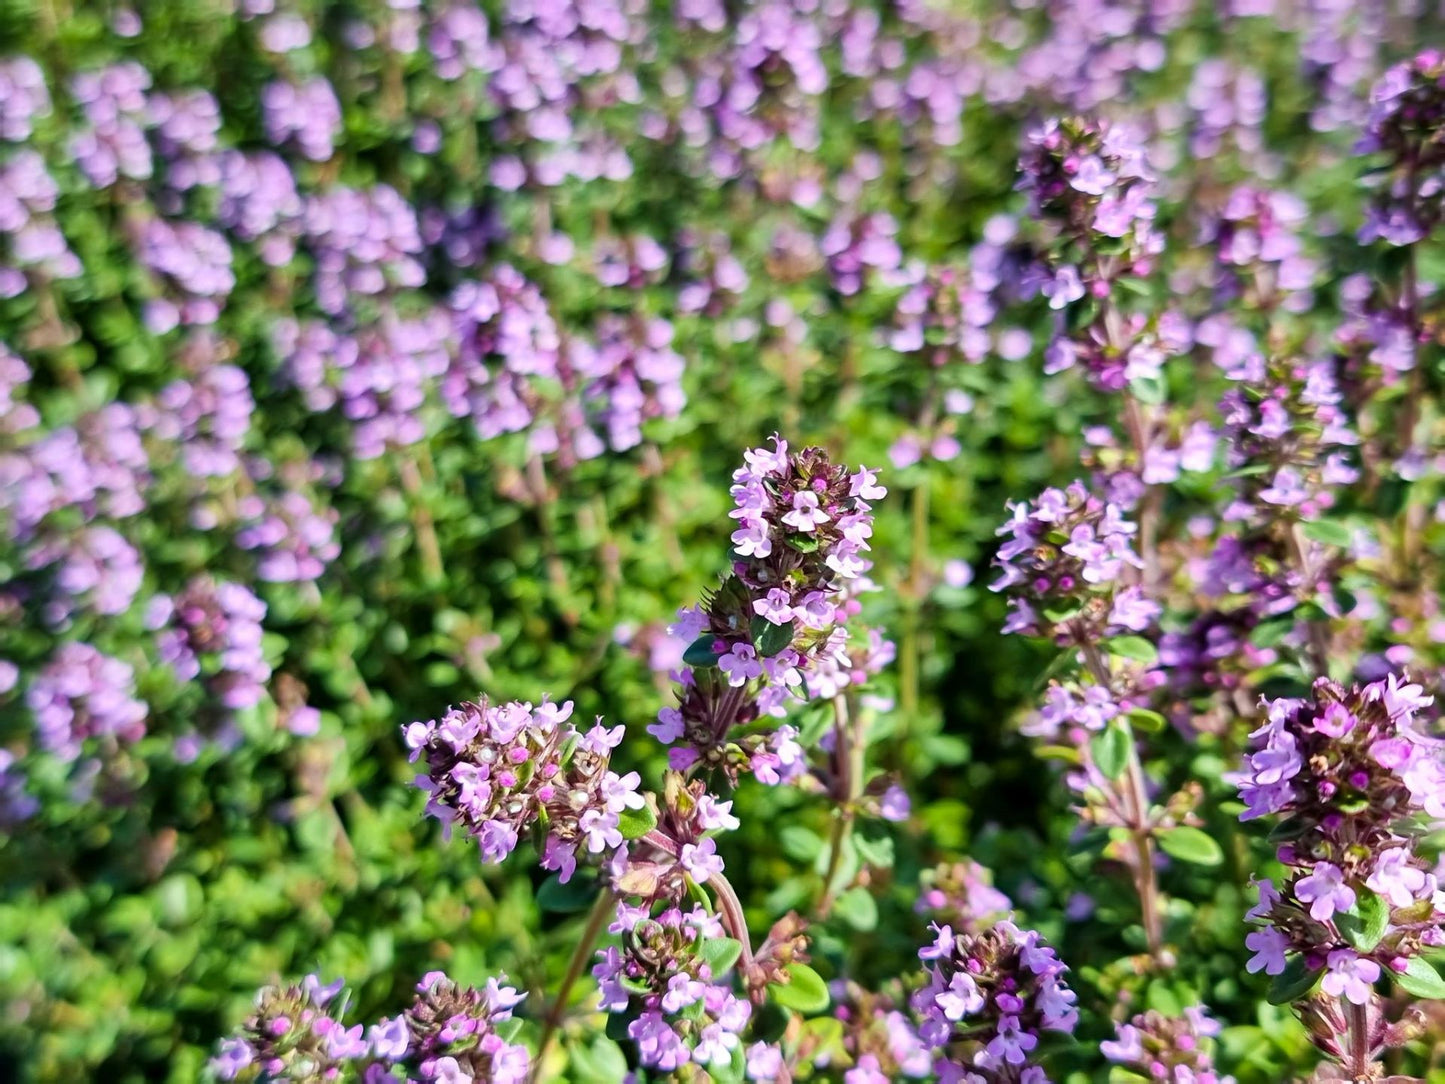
[1244,927,1288,976]
[1294,862,1356,922]
[1321,950,1381,1005]
[407,696,636,876]
[680,837,725,882]
[367,1016,409,1060]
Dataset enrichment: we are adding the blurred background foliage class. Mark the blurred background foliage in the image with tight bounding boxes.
[0,0,1440,1079]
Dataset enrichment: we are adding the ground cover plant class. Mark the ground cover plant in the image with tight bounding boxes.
[6,0,1445,1080]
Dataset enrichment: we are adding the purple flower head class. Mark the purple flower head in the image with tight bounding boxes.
[656,438,885,780]
[1102,1007,1234,1083]
[912,920,1076,1077]
[992,481,1150,643]
[1240,672,1445,1016]
[593,901,760,1071]
[406,695,640,876]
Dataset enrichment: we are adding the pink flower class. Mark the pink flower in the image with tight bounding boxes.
[660,971,705,1013]
[1321,949,1380,1005]
[580,721,625,754]
[850,467,886,502]
[1294,862,1355,922]
[731,521,772,558]
[752,588,795,626]
[935,972,984,1020]
[541,834,577,883]
[649,707,684,744]
[781,489,829,533]
[681,837,725,882]
[1366,848,1428,907]
[718,642,762,687]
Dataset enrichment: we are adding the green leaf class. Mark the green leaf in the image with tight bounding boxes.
[799,1016,847,1060]
[1337,889,1390,953]
[780,825,823,863]
[1265,816,1310,843]
[786,533,820,553]
[617,803,657,840]
[700,937,743,978]
[1250,618,1295,649]
[750,615,796,657]
[852,834,895,870]
[768,962,830,1014]
[1396,957,1445,999]
[1129,374,1166,405]
[1090,722,1130,780]
[1126,708,1167,733]
[568,1038,628,1081]
[1144,978,1183,1016]
[536,874,600,913]
[683,635,720,668]
[833,887,879,932]
[1266,956,1319,1005]
[605,1010,632,1043]
[1301,520,1353,548]
[1107,635,1158,665]
[1156,826,1223,867]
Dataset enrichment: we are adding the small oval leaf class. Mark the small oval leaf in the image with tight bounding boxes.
[617,803,657,841]
[1396,957,1445,1000]
[768,962,830,1014]
[683,636,721,668]
[700,937,743,978]
[1090,723,1130,780]
[1156,826,1223,867]
[1266,955,1319,1005]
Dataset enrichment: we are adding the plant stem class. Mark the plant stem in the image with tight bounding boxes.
[1347,998,1371,1080]
[398,454,444,583]
[818,695,865,917]
[1122,394,1162,591]
[899,478,930,732]
[1081,646,1163,961]
[1288,523,1331,679]
[530,888,615,1084]
[708,871,756,977]
[1123,740,1164,960]
[524,454,574,614]
[1399,239,1427,575]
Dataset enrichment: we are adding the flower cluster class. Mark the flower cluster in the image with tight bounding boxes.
[823,982,932,1083]
[913,920,1078,1081]
[26,642,147,764]
[211,970,528,1083]
[915,860,1014,933]
[593,901,752,1072]
[26,524,144,626]
[1203,186,1317,312]
[0,149,82,290]
[1101,1006,1234,1084]
[404,696,643,877]
[1217,355,1358,523]
[1357,50,1445,246]
[991,481,1156,643]
[150,577,272,756]
[1018,115,1163,295]
[261,78,343,163]
[650,437,886,779]
[402,972,530,1083]
[1238,676,1445,1028]
[69,63,153,189]
[235,487,341,585]
[887,263,999,368]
